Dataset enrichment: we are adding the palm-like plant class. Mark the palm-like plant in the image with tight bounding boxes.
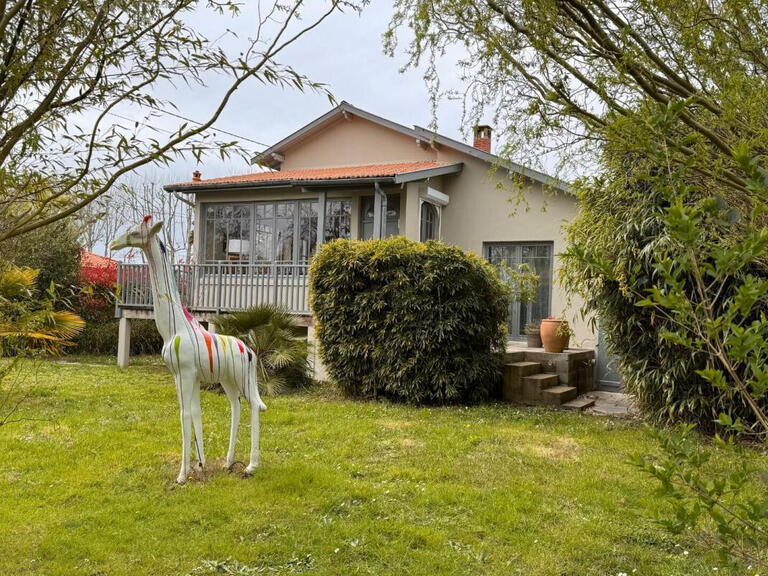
[0,264,85,356]
[212,304,312,396]
[0,262,85,427]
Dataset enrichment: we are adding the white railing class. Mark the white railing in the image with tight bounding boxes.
[116,262,311,315]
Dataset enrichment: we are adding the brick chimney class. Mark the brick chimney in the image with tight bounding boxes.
[192,170,201,182]
[473,125,492,153]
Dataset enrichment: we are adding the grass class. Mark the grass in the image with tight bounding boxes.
[0,357,758,575]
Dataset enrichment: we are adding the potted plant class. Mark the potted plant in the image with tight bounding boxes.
[540,317,572,353]
[524,321,542,348]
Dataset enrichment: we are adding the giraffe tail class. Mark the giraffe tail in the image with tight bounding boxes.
[249,361,267,412]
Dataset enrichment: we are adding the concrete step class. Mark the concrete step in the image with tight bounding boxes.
[521,372,560,402]
[561,396,596,411]
[502,361,542,402]
[506,361,541,376]
[541,385,578,406]
[504,350,526,363]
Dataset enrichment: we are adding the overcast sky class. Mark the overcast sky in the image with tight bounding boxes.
[146,1,475,183]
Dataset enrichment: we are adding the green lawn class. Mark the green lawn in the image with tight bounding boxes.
[0,358,751,575]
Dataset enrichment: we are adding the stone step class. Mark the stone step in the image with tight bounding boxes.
[521,372,560,402]
[502,361,542,402]
[506,361,541,376]
[504,350,526,363]
[561,396,596,411]
[541,385,578,406]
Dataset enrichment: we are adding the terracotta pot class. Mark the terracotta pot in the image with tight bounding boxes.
[526,333,542,348]
[540,318,570,353]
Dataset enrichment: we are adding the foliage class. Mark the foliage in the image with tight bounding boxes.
[0,219,81,293]
[212,304,313,396]
[493,261,539,305]
[0,0,364,242]
[0,263,84,356]
[0,261,84,427]
[2,359,760,575]
[386,0,768,190]
[387,0,768,566]
[309,237,510,404]
[635,425,768,571]
[70,283,161,356]
[523,321,540,336]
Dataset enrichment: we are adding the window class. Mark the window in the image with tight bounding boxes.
[253,203,274,263]
[420,202,439,241]
[204,204,251,262]
[299,200,318,263]
[485,242,553,339]
[202,198,351,264]
[324,199,352,242]
[360,193,400,239]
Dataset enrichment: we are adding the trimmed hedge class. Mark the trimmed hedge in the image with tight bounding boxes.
[309,237,510,404]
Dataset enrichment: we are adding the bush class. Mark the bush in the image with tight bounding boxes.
[309,237,510,404]
[71,285,162,355]
[212,304,313,395]
[563,175,766,432]
[0,220,81,294]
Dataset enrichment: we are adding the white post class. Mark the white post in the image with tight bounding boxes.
[307,324,327,381]
[117,317,131,368]
[207,320,216,334]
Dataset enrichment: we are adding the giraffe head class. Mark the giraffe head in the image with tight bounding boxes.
[110,215,164,251]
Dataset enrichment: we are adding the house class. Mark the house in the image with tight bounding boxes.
[115,102,602,386]
[80,249,118,286]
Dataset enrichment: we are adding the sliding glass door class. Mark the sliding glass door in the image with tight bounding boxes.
[485,242,553,339]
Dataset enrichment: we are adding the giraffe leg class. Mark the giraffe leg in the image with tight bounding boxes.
[245,377,264,475]
[191,380,205,470]
[223,384,240,470]
[175,368,196,484]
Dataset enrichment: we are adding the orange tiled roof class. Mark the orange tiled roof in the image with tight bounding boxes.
[172,161,449,187]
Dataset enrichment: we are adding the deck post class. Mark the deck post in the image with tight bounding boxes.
[117,316,131,368]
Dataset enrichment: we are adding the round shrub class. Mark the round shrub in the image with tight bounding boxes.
[309,237,510,404]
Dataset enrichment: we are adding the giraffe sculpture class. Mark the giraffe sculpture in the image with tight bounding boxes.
[110,215,266,483]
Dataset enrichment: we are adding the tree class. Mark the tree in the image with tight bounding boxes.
[387,0,768,424]
[0,218,81,292]
[0,0,364,242]
[386,0,768,194]
[76,172,193,262]
[387,0,768,565]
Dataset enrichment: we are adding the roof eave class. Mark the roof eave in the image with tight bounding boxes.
[164,176,400,193]
[393,162,463,184]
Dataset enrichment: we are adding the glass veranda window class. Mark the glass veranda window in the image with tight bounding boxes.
[324,199,352,242]
[360,194,400,239]
[204,204,252,262]
[203,198,352,264]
